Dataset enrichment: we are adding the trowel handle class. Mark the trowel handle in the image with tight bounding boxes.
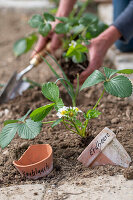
[30,43,51,66]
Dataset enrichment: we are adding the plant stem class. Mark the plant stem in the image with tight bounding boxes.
[43,54,74,104]
[82,89,105,137]
[74,73,80,106]
[72,99,76,107]
[93,89,105,110]
[42,120,56,124]
[63,120,77,134]
[23,78,41,87]
[64,120,75,127]
[70,119,82,136]
[55,77,75,106]
[82,119,89,137]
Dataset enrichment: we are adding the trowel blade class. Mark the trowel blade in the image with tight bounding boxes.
[0,72,30,104]
[9,80,30,99]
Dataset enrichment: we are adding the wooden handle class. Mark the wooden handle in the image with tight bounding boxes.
[30,43,51,66]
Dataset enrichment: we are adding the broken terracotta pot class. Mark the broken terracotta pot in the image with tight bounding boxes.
[78,127,131,168]
[13,144,53,180]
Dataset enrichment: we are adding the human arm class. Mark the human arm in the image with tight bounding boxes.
[74,0,133,85]
[32,0,77,57]
[113,0,133,42]
[74,25,122,85]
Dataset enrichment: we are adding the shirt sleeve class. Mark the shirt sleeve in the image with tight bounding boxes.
[113,0,133,42]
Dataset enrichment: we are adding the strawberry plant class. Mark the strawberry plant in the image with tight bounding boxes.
[0,67,133,149]
[13,1,108,64]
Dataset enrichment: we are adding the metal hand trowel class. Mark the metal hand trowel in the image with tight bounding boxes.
[0,45,50,104]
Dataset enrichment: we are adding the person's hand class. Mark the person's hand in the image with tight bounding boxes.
[74,37,108,85]
[73,25,122,85]
[31,20,62,57]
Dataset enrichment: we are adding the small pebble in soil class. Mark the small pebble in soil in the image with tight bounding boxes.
[76,181,86,186]
[111,118,120,124]
[13,143,18,149]
[51,184,56,189]
[47,190,52,193]
[118,127,124,131]
[100,104,105,108]
[20,142,29,149]
[15,175,19,179]
[34,192,38,196]
[4,109,9,116]
[2,149,9,156]
[109,171,115,176]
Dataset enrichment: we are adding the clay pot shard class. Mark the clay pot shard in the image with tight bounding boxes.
[13,144,53,180]
[77,127,131,168]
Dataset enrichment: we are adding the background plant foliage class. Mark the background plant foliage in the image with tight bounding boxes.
[13,0,108,63]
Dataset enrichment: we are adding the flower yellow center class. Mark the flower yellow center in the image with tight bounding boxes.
[61,110,66,115]
[75,108,79,111]
[69,112,73,117]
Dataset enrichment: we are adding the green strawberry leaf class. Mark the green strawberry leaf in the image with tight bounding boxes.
[28,14,43,28]
[18,119,42,139]
[75,44,88,53]
[79,13,95,26]
[38,23,51,37]
[71,24,85,34]
[72,53,86,63]
[86,31,92,40]
[13,34,37,56]
[66,43,88,58]
[30,103,55,121]
[25,33,38,52]
[117,69,133,74]
[94,21,108,36]
[55,23,69,34]
[54,98,64,111]
[80,70,106,91]
[104,68,133,79]
[56,17,69,23]
[86,109,101,119]
[68,18,79,26]
[104,67,118,79]
[42,82,59,102]
[0,123,19,149]
[43,12,55,22]
[74,51,82,63]
[104,75,132,97]
[4,120,19,126]
[13,38,27,56]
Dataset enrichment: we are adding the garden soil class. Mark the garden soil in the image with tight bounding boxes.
[0,9,133,191]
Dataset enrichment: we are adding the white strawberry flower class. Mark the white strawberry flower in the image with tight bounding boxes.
[69,40,77,48]
[73,107,82,113]
[56,106,69,118]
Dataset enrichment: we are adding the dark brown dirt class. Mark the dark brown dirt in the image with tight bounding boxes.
[0,8,133,189]
[59,55,89,83]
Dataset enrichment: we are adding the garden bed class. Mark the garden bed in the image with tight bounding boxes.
[0,9,133,189]
[0,82,133,187]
